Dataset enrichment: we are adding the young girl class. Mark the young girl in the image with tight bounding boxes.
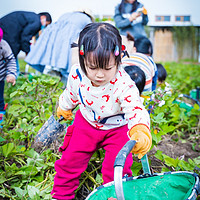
[134,36,158,91]
[0,28,16,126]
[51,22,151,200]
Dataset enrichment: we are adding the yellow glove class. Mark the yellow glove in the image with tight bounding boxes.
[57,106,73,121]
[129,124,152,159]
[142,7,148,15]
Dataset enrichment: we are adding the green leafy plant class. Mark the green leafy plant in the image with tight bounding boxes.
[0,61,200,199]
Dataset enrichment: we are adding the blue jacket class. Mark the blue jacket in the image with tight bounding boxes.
[0,11,41,57]
[114,2,148,39]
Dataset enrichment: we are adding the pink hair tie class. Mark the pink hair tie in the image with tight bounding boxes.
[114,45,119,56]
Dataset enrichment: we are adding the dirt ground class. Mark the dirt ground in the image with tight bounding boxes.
[150,135,200,161]
[35,128,200,171]
[34,127,200,173]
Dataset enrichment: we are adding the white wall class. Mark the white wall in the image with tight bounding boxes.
[141,0,200,26]
[1,0,199,25]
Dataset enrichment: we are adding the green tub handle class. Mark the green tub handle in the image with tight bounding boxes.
[114,140,151,200]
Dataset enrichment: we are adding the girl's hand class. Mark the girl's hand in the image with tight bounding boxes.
[129,12,138,21]
[129,12,139,22]
[57,106,73,121]
[129,124,152,159]
[6,75,16,86]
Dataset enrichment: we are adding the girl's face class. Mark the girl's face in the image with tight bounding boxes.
[85,55,118,87]
[125,0,136,4]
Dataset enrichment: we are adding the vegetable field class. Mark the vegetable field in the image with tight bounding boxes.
[0,60,200,199]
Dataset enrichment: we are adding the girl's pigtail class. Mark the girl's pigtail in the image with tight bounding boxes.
[71,42,78,48]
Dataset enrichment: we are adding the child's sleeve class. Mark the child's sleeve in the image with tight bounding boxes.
[120,83,151,159]
[113,5,133,29]
[59,65,80,111]
[142,11,148,25]
[2,41,17,78]
[120,83,150,130]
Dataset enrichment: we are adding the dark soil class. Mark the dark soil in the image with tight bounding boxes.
[150,135,200,161]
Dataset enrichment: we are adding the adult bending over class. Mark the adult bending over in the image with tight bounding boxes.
[25,10,94,84]
[0,11,52,74]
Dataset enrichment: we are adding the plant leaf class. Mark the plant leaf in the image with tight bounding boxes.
[14,187,25,198]
[27,185,40,199]
[1,143,15,157]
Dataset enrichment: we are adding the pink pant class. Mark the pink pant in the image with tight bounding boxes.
[51,110,133,200]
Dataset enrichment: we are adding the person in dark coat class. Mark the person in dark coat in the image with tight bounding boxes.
[0,11,52,74]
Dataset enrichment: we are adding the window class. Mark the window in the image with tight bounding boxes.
[155,16,170,22]
[183,16,190,21]
[176,16,181,21]
[164,16,170,21]
[175,16,190,22]
[156,16,162,21]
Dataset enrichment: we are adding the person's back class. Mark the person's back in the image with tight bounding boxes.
[134,36,158,90]
[0,11,52,57]
[0,11,51,75]
[121,52,155,92]
[25,11,93,84]
[0,11,41,57]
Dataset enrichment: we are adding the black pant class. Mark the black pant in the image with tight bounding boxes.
[0,81,5,111]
